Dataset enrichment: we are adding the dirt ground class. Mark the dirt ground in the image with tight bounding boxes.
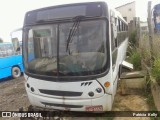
[112,89,150,120]
[0,76,152,120]
[0,77,30,111]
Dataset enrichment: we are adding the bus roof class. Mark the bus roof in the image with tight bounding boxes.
[112,9,128,24]
[26,0,110,13]
[24,0,128,26]
[24,1,111,26]
[0,42,12,45]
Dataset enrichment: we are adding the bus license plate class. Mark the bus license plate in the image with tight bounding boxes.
[85,105,103,111]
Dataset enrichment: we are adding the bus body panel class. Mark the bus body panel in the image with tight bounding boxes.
[23,1,128,112]
[15,55,24,73]
[0,67,12,79]
[112,38,128,95]
[24,74,112,111]
[25,74,105,99]
[153,3,160,31]
[25,74,112,111]
[0,42,24,80]
[0,55,24,79]
[96,70,113,95]
[27,91,112,111]
[0,55,22,70]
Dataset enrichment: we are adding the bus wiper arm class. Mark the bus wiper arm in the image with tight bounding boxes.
[66,16,85,52]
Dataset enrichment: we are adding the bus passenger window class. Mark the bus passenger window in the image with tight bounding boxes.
[6,44,14,56]
[122,23,124,31]
[118,19,121,31]
[0,46,6,57]
[116,18,119,32]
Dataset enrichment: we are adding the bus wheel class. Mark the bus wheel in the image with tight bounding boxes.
[12,67,21,78]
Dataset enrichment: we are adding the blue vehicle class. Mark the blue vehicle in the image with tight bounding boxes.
[0,42,24,80]
[153,3,160,32]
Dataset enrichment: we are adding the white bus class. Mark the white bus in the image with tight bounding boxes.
[22,1,128,112]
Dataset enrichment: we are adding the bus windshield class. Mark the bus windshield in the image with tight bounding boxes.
[25,19,107,77]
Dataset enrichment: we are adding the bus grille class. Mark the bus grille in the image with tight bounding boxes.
[41,102,83,108]
[39,89,83,97]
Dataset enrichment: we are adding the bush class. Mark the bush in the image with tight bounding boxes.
[128,47,141,70]
[129,31,137,46]
[152,58,160,84]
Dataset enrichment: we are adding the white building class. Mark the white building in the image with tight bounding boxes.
[116,1,136,23]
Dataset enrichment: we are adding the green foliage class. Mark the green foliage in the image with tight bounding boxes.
[152,35,160,58]
[128,46,141,70]
[152,58,160,83]
[129,31,137,46]
[141,48,151,66]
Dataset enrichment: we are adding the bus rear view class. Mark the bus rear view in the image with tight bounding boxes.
[23,1,128,112]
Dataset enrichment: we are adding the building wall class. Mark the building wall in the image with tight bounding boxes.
[116,2,136,23]
[140,22,148,33]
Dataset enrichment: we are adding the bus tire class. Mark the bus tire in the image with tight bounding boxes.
[12,67,21,78]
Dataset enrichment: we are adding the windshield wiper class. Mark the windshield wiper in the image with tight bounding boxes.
[66,16,85,53]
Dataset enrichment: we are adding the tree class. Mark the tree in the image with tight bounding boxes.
[0,38,3,43]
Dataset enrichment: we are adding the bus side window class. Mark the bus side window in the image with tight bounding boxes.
[111,24,114,51]
[118,19,121,31]
[6,44,14,56]
[122,22,124,31]
[123,22,125,31]
[117,18,119,32]
[111,18,118,51]
[5,45,9,56]
[120,20,122,31]
[0,47,2,57]
[2,45,7,57]
[126,25,128,31]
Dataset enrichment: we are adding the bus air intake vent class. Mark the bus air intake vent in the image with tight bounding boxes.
[39,89,82,97]
[41,102,83,108]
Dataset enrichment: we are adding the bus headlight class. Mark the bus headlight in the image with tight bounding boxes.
[27,83,30,88]
[31,87,35,92]
[88,91,94,97]
[96,88,102,93]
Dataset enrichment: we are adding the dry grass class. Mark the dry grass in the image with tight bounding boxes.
[139,34,151,66]
[139,33,160,84]
[139,34,160,66]
[152,35,160,58]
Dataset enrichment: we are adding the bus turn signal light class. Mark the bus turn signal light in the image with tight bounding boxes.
[104,82,110,87]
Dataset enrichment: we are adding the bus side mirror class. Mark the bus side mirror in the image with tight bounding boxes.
[119,61,134,79]
[16,47,20,52]
[10,28,22,53]
[11,37,20,52]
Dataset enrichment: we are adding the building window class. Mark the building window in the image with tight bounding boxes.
[129,8,132,11]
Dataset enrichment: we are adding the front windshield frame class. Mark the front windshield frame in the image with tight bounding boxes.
[23,18,110,81]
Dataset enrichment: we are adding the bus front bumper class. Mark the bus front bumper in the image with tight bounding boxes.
[27,91,112,112]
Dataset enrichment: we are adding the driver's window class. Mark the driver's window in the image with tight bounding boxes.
[12,38,20,53]
[11,29,22,55]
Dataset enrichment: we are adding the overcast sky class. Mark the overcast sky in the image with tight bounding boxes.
[0,0,159,42]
